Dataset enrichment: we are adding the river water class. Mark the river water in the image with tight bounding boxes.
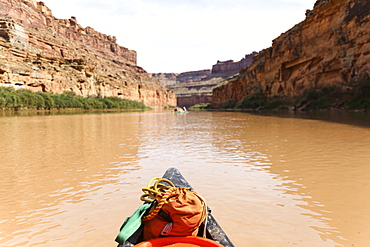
[1,110,370,247]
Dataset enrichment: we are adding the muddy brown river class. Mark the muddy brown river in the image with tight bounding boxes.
[1,110,370,246]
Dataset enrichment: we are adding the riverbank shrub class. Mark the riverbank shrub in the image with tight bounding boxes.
[220,101,238,109]
[189,103,211,110]
[237,92,267,109]
[221,86,349,111]
[0,87,148,111]
[294,86,340,110]
[347,76,370,110]
[220,91,289,110]
[230,80,370,111]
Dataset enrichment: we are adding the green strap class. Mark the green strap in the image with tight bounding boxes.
[115,203,152,244]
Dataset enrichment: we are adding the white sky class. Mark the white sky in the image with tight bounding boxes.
[40,0,317,73]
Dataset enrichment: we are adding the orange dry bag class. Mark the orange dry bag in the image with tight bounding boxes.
[140,179,207,241]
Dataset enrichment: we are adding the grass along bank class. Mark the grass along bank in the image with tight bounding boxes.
[0,87,149,111]
[213,78,370,111]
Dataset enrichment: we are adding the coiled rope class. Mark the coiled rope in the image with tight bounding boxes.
[140,177,208,237]
[140,177,176,221]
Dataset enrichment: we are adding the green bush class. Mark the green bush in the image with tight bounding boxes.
[0,86,148,111]
[1,91,22,110]
[265,96,289,110]
[189,103,210,110]
[347,77,370,110]
[38,92,55,109]
[221,101,237,109]
[0,96,5,108]
[294,86,339,110]
[15,89,45,109]
[238,92,267,109]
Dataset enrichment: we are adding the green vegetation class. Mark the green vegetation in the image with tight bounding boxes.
[219,91,290,110]
[236,92,267,109]
[347,78,370,110]
[0,87,148,111]
[293,86,343,110]
[218,77,370,111]
[219,101,237,109]
[189,103,211,110]
[164,105,177,110]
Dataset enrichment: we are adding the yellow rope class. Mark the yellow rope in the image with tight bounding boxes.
[140,177,175,203]
[142,187,177,221]
[140,177,176,221]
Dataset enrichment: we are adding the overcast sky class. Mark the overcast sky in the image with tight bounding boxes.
[40,0,317,73]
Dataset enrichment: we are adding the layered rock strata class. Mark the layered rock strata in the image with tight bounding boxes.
[212,0,370,106]
[150,70,212,86]
[149,73,179,87]
[151,70,215,107]
[166,72,238,107]
[152,53,257,107]
[211,52,257,74]
[0,0,176,107]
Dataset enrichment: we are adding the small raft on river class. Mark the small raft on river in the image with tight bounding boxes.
[115,167,235,247]
[173,107,188,113]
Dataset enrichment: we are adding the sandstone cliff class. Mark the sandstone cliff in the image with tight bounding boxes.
[150,70,212,86]
[212,52,257,74]
[0,0,176,107]
[150,73,179,87]
[151,70,214,107]
[212,0,370,107]
[152,70,236,107]
[166,72,238,107]
[152,53,257,107]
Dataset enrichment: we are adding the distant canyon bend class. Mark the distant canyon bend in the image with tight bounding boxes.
[0,0,369,109]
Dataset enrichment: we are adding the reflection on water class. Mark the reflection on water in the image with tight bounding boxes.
[1,110,370,246]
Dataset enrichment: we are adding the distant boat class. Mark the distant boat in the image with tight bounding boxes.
[173,107,188,113]
[116,167,235,247]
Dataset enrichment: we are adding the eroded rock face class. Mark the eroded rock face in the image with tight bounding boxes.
[0,0,176,107]
[212,0,370,106]
[151,70,214,107]
[162,71,239,107]
[211,52,257,74]
[150,70,212,86]
[150,73,179,86]
[167,77,223,107]
[152,55,257,107]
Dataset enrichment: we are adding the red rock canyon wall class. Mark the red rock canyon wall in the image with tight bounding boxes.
[0,0,176,107]
[212,0,370,106]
